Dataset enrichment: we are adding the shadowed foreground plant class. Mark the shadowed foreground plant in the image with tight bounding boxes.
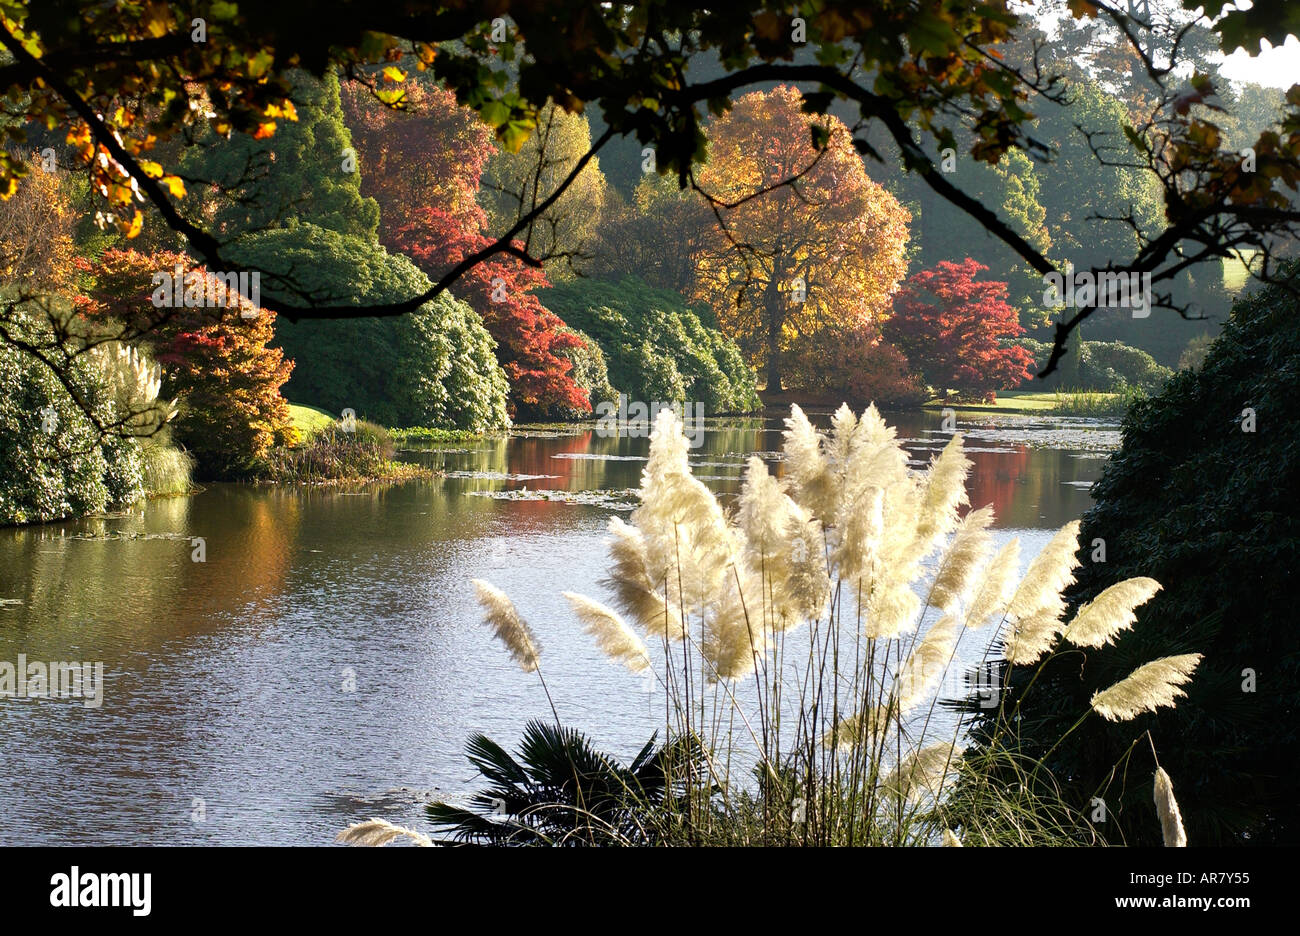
[423,720,706,846]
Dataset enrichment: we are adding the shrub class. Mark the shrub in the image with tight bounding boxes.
[784,324,925,406]
[539,276,760,413]
[1019,337,1173,394]
[227,225,510,431]
[265,419,402,482]
[976,265,1300,845]
[0,310,173,524]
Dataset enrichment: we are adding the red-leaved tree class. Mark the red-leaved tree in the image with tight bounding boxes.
[883,258,1034,401]
[344,79,589,418]
[81,249,295,478]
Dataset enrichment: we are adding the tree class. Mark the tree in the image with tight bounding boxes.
[883,259,1035,399]
[539,276,760,413]
[479,100,609,278]
[3,1,1300,403]
[693,86,910,391]
[970,263,1300,845]
[182,70,380,241]
[224,224,510,431]
[84,249,296,479]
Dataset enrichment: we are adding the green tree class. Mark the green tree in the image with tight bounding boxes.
[182,71,379,240]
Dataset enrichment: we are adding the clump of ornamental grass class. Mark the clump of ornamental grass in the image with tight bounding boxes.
[354,404,1201,847]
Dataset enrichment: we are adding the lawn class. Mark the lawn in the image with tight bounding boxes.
[288,402,335,437]
[922,389,1122,414]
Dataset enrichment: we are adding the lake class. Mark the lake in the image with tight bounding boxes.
[0,408,1117,845]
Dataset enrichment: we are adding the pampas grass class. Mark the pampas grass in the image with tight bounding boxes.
[449,404,1201,847]
[1064,578,1162,649]
[336,818,433,847]
[563,592,651,673]
[472,579,541,673]
[1154,768,1187,847]
[1090,654,1203,722]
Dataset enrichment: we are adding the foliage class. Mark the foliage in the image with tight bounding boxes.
[223,224,510,431]
[783,323,924,407]
[884,259,1034,399]
[1177,332,1216,372]
[972,265,1300,845]
[1019,337,1174,394]
[479,100,609,279]
[264,418,420,483]
[0,307,159,524]
[539,276,760,413]
[556,326,618,417]
[84,249,296,480]
[181,70,379,240]
[389,206,589,420]
[426,720,706,846]
[693,86,911,389]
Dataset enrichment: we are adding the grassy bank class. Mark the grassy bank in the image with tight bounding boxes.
[922,389,1138,416]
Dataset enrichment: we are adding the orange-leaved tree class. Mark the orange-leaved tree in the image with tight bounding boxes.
[692,85,910,392]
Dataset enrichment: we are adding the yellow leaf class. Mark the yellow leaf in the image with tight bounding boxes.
[161,175,186,199]
[138,160,164,178]
[124,210,143,239]
[253,121,277,139]
[382,66,407,83]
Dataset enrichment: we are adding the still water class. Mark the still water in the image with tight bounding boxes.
[0,409,1116,845]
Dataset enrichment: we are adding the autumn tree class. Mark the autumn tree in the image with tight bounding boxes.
[479,100,609,278]
[693,86,910,391]
[883,258,1035,400]
[84,249,296,479]
[342,80,591,418]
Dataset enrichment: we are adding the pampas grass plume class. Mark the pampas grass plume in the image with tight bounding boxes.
[336,818,433,847]
[471,579,541,673]
[1090,653,1203,721]
[1154,767,1187,847]
[563,591,651,673]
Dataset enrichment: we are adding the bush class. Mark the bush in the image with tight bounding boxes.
[1019,337,1173,394]
[554,326,618,419]
[976,265,1300,845]
[539,276,760,413]
[227,225,510,431]
[0,310,171,524]
[265,419,402,482]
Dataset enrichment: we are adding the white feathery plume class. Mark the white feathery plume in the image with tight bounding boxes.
[910,434,971,558]
[883,742,964,802]
[942,829,963,847]
[471,579,541,673]
[1002,520,1081,664]
[563,592,652,673]
[1064,577,1162,649]
[1090,653,1203,722]
[965,538,1021,631]
[335,818,433,847]
[632,409,737,616]
[897,612,961,712]
[1154,767,1187,847]
[823,705,889,750]
[602,516,684,641]
[782,405,834,521]
[929,505,994,612]
[700,568,767,681]
[1006,520,1081,621]
[864,579,922,639]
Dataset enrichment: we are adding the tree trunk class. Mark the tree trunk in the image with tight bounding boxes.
[764,273,785,391]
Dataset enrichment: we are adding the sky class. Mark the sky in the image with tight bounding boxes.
[1217,35,1300,88]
